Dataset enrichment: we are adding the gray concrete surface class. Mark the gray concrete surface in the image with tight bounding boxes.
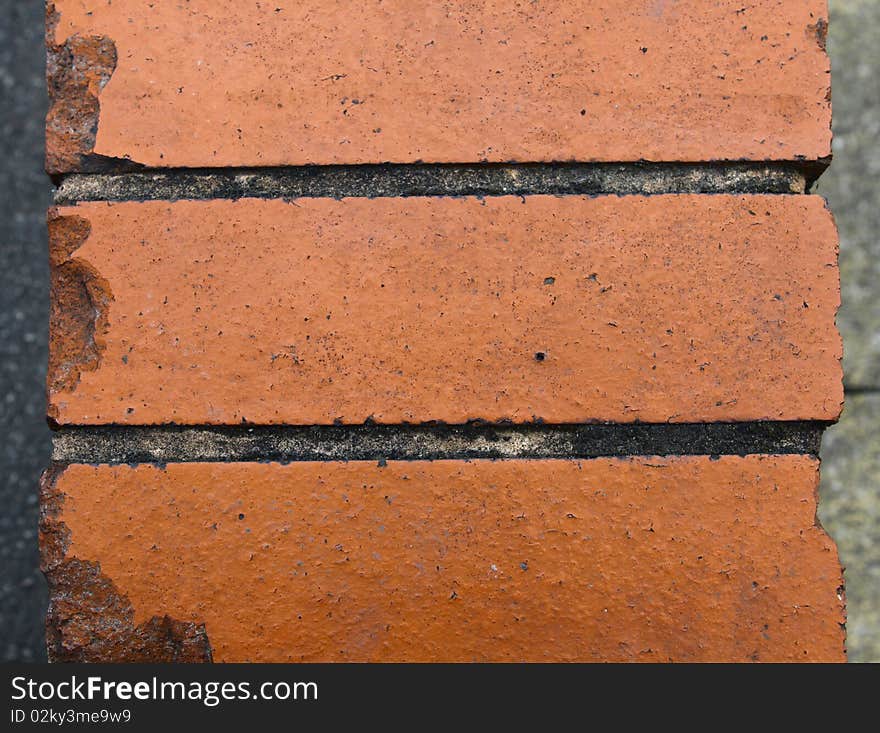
[815,0,880,664]
[821,394,880,662]
[0,0,876,662]
[816,0,880,389]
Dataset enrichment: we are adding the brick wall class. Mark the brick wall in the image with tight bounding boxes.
[43,0,845,662]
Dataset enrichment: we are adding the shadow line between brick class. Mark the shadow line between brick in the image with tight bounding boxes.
[52,422,828,464]
[54,161,813,204]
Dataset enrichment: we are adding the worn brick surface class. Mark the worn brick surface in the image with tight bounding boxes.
[48,194,841,426]
[40,0,847,666]
[41,456,845,662]
[46,0,831,172]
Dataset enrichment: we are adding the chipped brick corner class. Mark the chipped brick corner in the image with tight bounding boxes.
[39,465,212,663]
[45,2,141,175]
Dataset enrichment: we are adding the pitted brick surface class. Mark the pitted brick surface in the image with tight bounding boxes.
[47,0,831,171]
[48,195,841,426]
[40,0,847,664]
[44,457,846,662]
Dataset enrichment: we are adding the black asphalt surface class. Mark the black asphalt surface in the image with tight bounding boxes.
[1,0,53,662]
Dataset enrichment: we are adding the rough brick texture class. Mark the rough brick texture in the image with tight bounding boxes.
[47,195,841,426]
[41,457,845,662]
[46,0,831,172]
[43,0,845,663]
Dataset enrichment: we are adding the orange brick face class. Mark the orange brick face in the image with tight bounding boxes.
[42,457,845,662]
[47,0,831,171]
[43,0,845,664]
[47,195,841,426]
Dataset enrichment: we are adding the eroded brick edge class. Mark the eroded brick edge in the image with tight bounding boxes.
[39,465,213,663]
[46,210,112,415]
[45,2,144,176]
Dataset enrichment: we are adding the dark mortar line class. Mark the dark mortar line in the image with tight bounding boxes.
[51,422,828,464]
[843,385,880,395]
[53,161,809,204]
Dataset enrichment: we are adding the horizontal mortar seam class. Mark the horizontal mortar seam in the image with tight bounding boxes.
[52,161,813,204]
[51,421,830,464]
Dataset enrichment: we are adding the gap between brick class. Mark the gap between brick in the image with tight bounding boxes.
[51,422,829,464]
[52,161,817,204]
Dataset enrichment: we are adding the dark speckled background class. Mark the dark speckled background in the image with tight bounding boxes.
[1,0,53,662]
[1,0,876,662]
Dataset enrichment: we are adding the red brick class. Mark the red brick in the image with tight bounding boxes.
[48,195,841,426]
[41,456,845,662]
[47,0,831,172]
